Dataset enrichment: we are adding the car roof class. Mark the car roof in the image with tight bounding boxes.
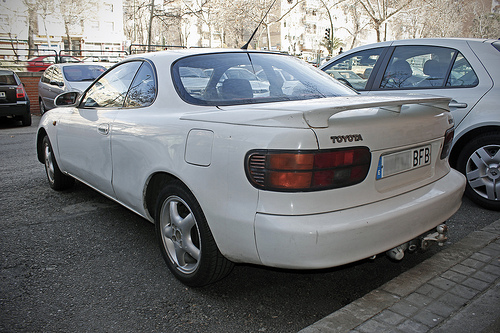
[49,62,107,68]
[127,48,285,63]
[0,69,16,75]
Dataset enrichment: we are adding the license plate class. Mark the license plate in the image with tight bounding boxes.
[376,145,431,179]
[0,92,5,98]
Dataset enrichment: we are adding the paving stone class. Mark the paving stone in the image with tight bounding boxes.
[397,319,429,333]
[440,270,467,284]
[490,257,500,267]
[425,301,455,317]
[483,263,500,275]
[438,293,468,308]
[480,245,500,257]
[416,284,446,299]
[462,277,491,291]
[473,270,498,283]
[470,252,492,263]
[461,258,485,270]
[450,263,477,276]
[406,293,433,306]
[389,300,420,317]
[356,319,394,333]
[413,309,444,328]
[449,284,480,300]
[375,310,406,326]
[428,276,456,290]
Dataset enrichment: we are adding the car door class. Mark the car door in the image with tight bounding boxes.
[46,66,66,108]
[367,40,493,129]
[39,66,66,110]
[55,61,143,197]
[108,61,158,212]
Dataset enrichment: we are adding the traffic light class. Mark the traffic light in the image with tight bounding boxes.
[325,28,330,40]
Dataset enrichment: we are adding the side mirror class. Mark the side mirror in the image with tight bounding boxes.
[54,91,80,107]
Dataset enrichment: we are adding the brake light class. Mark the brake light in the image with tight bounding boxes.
[440,127,454,160]
[16,84,26,99]
[246,147,371,191]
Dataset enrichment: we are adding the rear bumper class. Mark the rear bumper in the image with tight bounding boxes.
[0,101,30,117]
[254,169,466,269]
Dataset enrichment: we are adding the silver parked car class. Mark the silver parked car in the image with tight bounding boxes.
[38,63,106,114]
[321,38,500,210]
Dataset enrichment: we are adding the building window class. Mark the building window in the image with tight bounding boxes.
[104,22,114,32]
[104,3,114,12]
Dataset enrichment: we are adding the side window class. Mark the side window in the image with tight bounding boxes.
[446,53,478,87]
[124,62,157,107]
[322,48,384,90]
[82,61,142,108]
[52,67,64,86]
[41,67,53,83]
[380,46,456,89]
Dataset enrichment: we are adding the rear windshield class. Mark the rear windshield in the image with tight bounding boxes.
[62,65,106,82]
[172,52,356,106]
[0,72,17,85]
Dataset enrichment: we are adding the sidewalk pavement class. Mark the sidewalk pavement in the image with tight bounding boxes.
[300,219,500,333]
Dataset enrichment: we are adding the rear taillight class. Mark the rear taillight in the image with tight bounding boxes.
[440,127,454,160]
[246,147,371,191]
[16,84,26,99]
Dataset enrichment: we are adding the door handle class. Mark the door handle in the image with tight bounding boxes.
[449,100,468,108]
[97,123,110,135]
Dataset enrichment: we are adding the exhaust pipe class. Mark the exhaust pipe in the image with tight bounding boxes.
[386,243,408,260]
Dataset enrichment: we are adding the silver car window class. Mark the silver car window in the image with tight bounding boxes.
[322,48,384,90]
[380,46,457,89]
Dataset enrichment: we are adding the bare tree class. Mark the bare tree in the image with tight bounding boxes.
[356,0,414,42]
[468,0,500,38]
[57,0,97,53]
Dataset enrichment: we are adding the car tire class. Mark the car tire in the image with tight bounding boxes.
[155,181,233,287]
[456,132,500,211]
[42,136,75,191]
[39,99,46,115]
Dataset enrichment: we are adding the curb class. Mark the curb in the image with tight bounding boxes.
[300,219,500,333]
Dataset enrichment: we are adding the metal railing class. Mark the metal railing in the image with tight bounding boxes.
[0,46,129,72]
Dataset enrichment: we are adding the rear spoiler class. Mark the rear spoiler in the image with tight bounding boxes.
[303,95,451,128]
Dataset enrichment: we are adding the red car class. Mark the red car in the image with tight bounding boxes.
[27,55,81,72]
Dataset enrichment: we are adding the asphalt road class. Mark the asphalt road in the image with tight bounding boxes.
[2,116,500,333]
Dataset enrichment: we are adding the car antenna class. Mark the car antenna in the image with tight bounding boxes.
[241,0,278,50]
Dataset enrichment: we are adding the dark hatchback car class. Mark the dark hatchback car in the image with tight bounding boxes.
[0,70,31,126]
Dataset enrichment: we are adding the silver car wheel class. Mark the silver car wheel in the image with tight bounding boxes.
[465,144,500,201]
[44,141,55,184]
[159,195,201,275]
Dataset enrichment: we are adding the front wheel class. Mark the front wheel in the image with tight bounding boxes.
[42,136,74,191]
[456,132,500,211]
[155,181,233,287]
[39,99,46,115]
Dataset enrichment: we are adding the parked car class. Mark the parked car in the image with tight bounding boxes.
[321,38,500,211]
[0,69,31,126]
[36,49,465,286]
[27,55,81,72]
[38,63,106,114]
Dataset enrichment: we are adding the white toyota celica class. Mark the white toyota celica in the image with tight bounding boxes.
[36,49,466,286]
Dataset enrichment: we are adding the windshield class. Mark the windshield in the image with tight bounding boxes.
[172,52,356,106]
[63,65,106,82]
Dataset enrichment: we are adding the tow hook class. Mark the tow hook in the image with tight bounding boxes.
[421,224,448,250]
[386,224,448,261]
